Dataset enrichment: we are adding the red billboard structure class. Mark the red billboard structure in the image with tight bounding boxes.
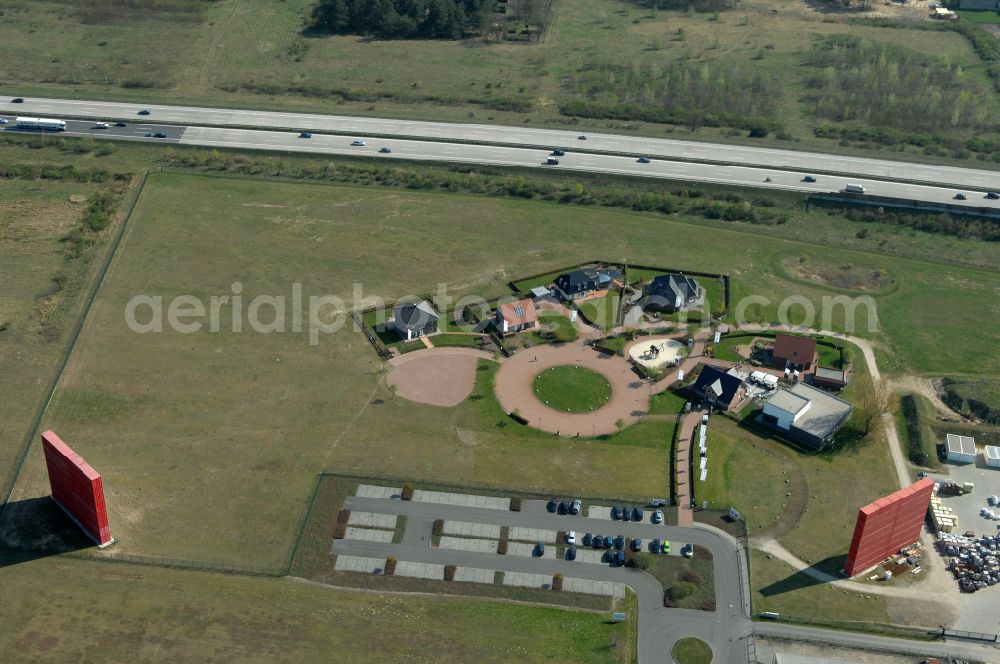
[844,477,934,577]
[41,430,112,547]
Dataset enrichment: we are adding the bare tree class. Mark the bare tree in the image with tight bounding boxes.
[855,372,889,435]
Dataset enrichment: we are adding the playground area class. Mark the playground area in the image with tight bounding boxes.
[628,337,686,371]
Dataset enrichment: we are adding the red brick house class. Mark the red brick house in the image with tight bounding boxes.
[495,298,539,336]
[772,334,817,372]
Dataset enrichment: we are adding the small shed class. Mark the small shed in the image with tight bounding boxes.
[985,445,1000,468]
[946,434,977,464]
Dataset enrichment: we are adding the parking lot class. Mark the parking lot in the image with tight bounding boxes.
[932,459,1000,536]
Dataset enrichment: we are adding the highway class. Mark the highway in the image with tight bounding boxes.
[3,95,1000,191]
[3,113,1000,211]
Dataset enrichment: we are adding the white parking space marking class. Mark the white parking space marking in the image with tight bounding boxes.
[347,511,397,529]
[563,578,625,598]
[572,549,606,565]
[394,561,445,580]
[333,555,385,573]
[503,572,551,589]
[507,542,555,559]
[438,537,498,554]
[412,490,510,510]
[442,521,501,539]
[343,527,394,543]
[355,484,401,499]
[453,567,495,584]
[588,505,612,520]
[509,527,557,543]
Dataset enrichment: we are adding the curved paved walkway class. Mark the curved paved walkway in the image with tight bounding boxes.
[494,341,651,437]
[387,347,497,407]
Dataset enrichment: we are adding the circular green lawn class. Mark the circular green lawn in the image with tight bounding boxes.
[671,637,713,664]
[532,365,612,413]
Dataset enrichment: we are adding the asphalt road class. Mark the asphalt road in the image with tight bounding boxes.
[341,495,752,664]
[0,117,184,143]
[3,95,1000,191]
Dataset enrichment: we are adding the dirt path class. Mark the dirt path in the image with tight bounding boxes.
[888,375,959,422]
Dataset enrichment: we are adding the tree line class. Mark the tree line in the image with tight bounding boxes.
[309,0,493,39]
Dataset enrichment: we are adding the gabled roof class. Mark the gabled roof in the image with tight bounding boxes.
[498,298,538,326]
[555,267,623,290]
[691,366,744,406]
[647,273,699,301]
[394,300,438,329]
[556,270,597,288]
[773,334,817,361]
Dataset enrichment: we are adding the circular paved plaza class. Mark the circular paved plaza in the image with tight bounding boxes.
[494,341,652,437]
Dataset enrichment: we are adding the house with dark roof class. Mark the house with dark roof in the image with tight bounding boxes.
[553,267,622,301]
[760,382,853,450]
[640,273,701,312]
[812,366,848,390]
[393,300,439,341]
[689,365,747,412]
[772,334,818,372]
[494,298,539,336]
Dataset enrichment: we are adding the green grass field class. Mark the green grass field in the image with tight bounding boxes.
[0,556,630,663]
[533,366,613,413]
[578,293,621,331]
[672,638,713,664]
[0,0,997,164]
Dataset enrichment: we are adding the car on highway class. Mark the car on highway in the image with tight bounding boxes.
[94,122,109,129]
[547,498,558,513]
[637,156,651,163]
[12,97,24,103]
[577,135,587,140]
[650,538,661,553]
[611,506,622,520]
[154,132,167,138]
[144,132,153,137]
[534,541,545,557]
[614,535,625,550]
[379,147,392,153]
[551,148,565,156]
[545,157,559,165]
[681,543,694,558]
[582,533,593,547]
[565,547,577,561]
[566,531,576,545]
[0,118,7,124]
[114,122,127,127]
[988,192,1000,199]
[351,139,366,146]
[138,109,150,115]
[299,131,312,138]
[955,192,967,200]
[802,175,817,183]
[632,507,644,522]
[630,537,642,552]
[651,510,664,524]
[661,540,671,554]
[570,499,581,515]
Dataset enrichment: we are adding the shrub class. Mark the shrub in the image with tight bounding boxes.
[509,497,522,512]
[444,564,456,581]
[669,581,695,602]
[401,482,415,501]
[332,524,346,539]
[552,573,563,591]
[385,556,396,575]
[432,519,444,536]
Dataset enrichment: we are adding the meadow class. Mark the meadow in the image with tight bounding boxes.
[1,0,998,162]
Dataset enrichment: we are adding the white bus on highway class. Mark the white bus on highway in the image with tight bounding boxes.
[15,117,66,131]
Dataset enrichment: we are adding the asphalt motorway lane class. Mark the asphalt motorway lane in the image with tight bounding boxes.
[0,117,185,143]
[341,495,753,664]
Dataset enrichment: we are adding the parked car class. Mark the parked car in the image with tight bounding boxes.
[661,540,671,554]
[955,192,967,200]
[651,510,664,524]
[681,543,694,558]
[802,175,817,183]
[987,192,1000,200]
[632,507,644,522]
[611,506,622,520]
[630,538,642,552]
[299,131,312,138]
[571,499,582,515]
[603,536,613,550]
[351,139,366,146]
[114,121,127,127]
[558,501,569,515]
[650,538,661,553]
[566,531,576,545]
[702,413,709,424]
[593,535,604,548]
[650,499,668,508]
[621,508,631,522]
[637,156,651,163]
[12,97,24,103]
[379,147,392,153]
[566,547,577,561]
[138,109,150,115]
[534,541,545,557]
[551,148,566,156]
[615,550,626,566]
[582,532,593,547]
[547,499,558,513]
[614,535,625,550]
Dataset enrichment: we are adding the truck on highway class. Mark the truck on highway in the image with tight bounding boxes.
[15,117,66,131]
[844,183,866,194]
